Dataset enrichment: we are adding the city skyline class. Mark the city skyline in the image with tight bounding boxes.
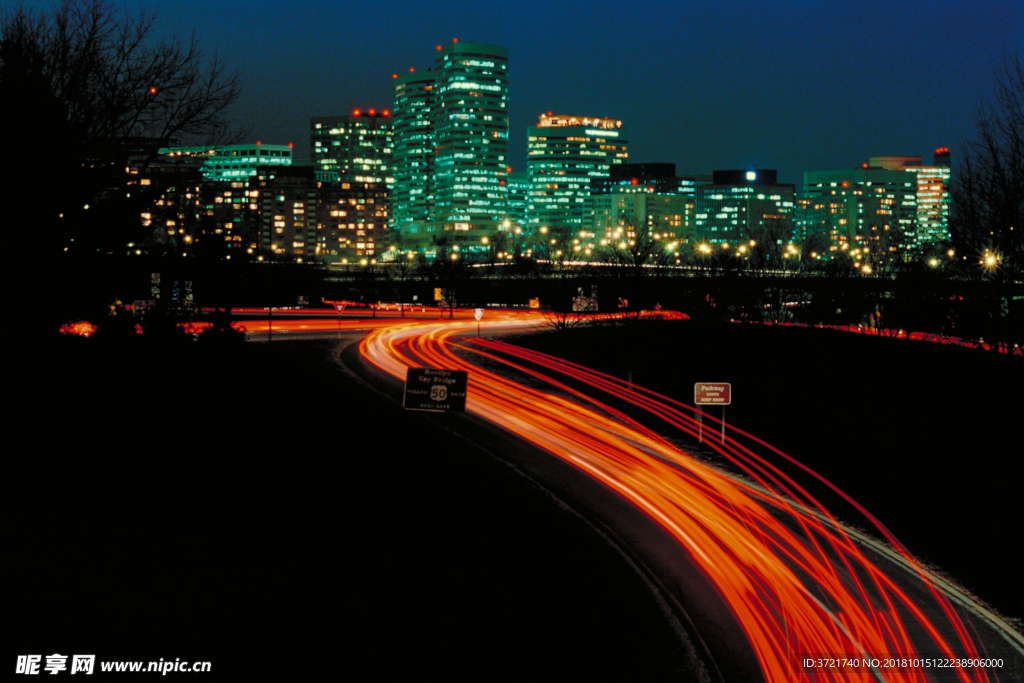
[43,0,1017,188]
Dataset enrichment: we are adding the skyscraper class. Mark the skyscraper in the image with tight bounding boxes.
[526,114,628,236]
[391,71,436,246]
[588,164,694,246]
[802,165,918,263]
[868,151,951,247]
[391,40,509,253]
[310,110,393,184]
[694,170,796,246]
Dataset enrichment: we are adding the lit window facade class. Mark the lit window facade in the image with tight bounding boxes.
[392,41,509,253]
[310,111,393,185]
[392,71,437,240]
[160,143,292,182]
[527,114,627,236]
[317,180,390,263]
[803,163,923,260]
[694,170,795,245]
[867,151,951,247]
[256,167,318,258]
[588,164,694,243]
[505,171,530,234]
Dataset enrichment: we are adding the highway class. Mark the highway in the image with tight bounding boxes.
[352,311,1023,683]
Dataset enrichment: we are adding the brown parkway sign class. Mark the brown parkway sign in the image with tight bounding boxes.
[694,383,732,405]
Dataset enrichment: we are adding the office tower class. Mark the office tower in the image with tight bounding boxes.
[868,151,951,247]
[392,40,509,253]
[505,171,530,233]
[694,170,796,246]
[527,114,628,236]
[317,178,390,264]
[310,110,394,184]
[255,165,319,260]
[391,70,436,247]
[588,163,694,246]
[802,165,919,263]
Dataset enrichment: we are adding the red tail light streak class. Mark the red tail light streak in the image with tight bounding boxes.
[358,314,1014,682]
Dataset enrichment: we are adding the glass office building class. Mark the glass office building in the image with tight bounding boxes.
[392,41,509,253]
[310,111,393,185]
[527,114,627,236]
[694,170,796,245]
[803,165,918,261]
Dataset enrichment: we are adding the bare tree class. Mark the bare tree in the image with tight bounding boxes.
[949,52,1024,278]
[1,0,244,256]
[599,222,676,276]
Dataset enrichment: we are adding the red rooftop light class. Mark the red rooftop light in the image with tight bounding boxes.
[369,108,377,116]
[631,178,638,186]
[409,67,415,73]
[288,142,294,148]
[862,163,868,168]
[148,86,157,95]
[256,140,261,145]
[382,109,391,117]
[453,37,458,43]
[353,109,361,116]
[392,73,398,79]
[842,180,849,188]
[437,45,442,51]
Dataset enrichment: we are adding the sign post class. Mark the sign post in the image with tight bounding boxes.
[435,288,445,318]
[474,308,483,337]
[333,302,345,338]
[694,383,732,444]
[403,367,468,413]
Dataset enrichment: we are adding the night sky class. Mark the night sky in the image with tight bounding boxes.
[23,0,1024,186]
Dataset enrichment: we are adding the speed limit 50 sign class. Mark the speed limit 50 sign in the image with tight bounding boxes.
[403,367,468,413]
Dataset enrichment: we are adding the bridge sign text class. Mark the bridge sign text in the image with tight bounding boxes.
[404,367,468,413]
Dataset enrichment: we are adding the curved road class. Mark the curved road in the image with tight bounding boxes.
[347,312,1022,682]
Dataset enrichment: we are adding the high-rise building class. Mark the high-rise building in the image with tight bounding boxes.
[391,40,509,253]
[527,114,628,236]
[317,178,390,263]
[310,110,394,185]
[802,165,918,262]
[505,171,530,234]
[391,71,437,245]
[255,165,318,260]
[868,150,951,247]
[588,163,694,245]
[694,170,796,246]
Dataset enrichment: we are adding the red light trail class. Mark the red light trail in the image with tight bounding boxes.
[358,314,1019,682]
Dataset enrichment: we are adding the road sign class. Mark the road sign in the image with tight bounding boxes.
[695,383,731,405]
[404,367,468,413]
[333,303,346,313]
[474,308,483,321]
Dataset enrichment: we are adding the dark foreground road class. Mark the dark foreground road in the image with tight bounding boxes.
[11,321,1021,681]
[10,335,699,679]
